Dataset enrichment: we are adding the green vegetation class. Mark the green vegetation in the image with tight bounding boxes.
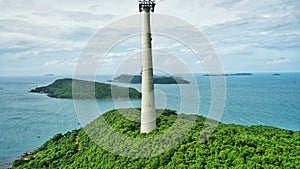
[110,74,190,84]
[30,78,141,100]
[12,109,300,168]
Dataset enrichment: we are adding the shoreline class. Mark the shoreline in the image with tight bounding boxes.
[29,92,142,101]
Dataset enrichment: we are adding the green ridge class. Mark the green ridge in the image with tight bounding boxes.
[12,109,300,168]
[30,78,141,100]
[109,74,190,84]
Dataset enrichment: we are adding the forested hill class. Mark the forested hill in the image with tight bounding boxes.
[12,109,300,168]
[30,78,141,100]
[109,74,190,84]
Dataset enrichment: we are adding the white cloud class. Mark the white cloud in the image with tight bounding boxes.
[106,52,131,58]
[267,57,290,65]
[202,0,300,55]
[44,59,76,66]
[216,44,252,55]
[196,55,216,64]
[157,0,240,27]
[44,60,59,66]
[180,49,191,53]
[2,0,298,58]
[1,0,299,75]
[154,43,182,51]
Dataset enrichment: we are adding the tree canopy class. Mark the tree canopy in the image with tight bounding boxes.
[30,78,141,100]
[12,109,300,168]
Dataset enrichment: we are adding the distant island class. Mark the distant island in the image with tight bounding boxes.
[30,78,141,100]
[43,74,55,76]
[203,73,253,76]
[273,73,281,76]
[109,74,190,84]
[12,108,300,168]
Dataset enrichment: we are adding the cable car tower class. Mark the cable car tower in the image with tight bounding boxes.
[139,0,156,133]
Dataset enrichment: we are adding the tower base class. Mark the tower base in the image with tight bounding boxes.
[141,107,156,133]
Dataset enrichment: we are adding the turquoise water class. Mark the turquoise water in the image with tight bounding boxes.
[0,73,299,168]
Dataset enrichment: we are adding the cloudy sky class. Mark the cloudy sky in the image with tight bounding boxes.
[0,0,299,76]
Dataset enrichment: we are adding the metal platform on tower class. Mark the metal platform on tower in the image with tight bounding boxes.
[139,0,156,12]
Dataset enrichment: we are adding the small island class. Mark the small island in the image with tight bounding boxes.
[44,74,55,76]
[273,73,281,76]
[12,109,300,168]
[109,74,190,84]
[203,73,253,77]
[30,78,141,100]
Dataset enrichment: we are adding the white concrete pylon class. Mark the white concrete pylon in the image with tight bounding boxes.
[140,3,156,133]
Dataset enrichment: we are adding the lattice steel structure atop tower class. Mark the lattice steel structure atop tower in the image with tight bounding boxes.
[139,0,156,12]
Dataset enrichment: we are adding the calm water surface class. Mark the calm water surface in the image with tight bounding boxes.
[0,73,299,168]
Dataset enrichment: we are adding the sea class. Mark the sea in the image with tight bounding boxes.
[0,73,299,168]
